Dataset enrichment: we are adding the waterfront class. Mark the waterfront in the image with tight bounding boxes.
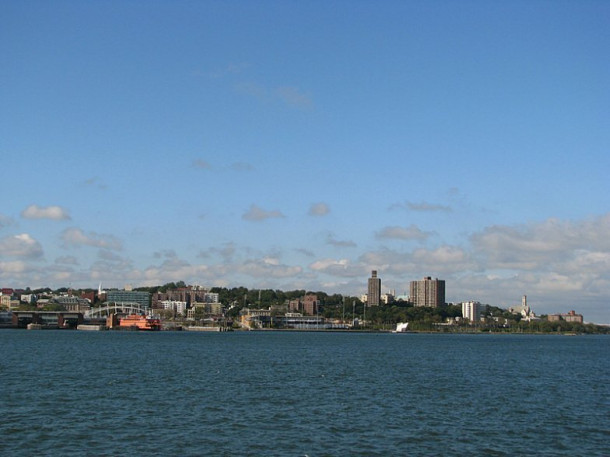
[1,331,608,456]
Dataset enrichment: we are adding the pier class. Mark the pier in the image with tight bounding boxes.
[11,311,84,329]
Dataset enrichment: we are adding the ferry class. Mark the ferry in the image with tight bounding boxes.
[119,314,162,331]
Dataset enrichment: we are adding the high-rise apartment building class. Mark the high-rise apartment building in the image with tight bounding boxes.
[409,277,445,307]
[461,301,481,321]
[367,270,381,306]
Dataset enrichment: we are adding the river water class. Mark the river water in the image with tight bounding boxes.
[0,330,608,456]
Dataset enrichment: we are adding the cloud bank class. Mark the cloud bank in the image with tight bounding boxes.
[21,205,70,220]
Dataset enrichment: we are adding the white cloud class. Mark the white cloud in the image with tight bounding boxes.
[61,228,122,250]
[97,249,124,262]
[242,204,285,221]
[55,255,79,265]
[471,214,610,270]
[238,258,302,278]
[0,260,35,276]
[198,243,237,262]
[309,258,362,278]
[376,225,432,241]
[309,202,330,217]
[21,204,70,220]
[326,234,356,248]
[0,233,43,258]
[296,248,315,257]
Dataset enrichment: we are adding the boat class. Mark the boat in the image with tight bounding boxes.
[119,314,162,331]
[393,322,409,333]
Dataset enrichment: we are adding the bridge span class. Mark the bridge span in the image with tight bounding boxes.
[86,303,149,318]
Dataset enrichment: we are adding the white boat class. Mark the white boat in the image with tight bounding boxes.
[393,322,409,333]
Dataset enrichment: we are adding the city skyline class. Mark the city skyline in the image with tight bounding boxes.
[1,2,608,323]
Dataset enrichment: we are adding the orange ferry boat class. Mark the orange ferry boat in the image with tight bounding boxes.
[119,314,162,331]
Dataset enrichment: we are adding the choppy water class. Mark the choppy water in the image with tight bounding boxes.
[0,330,608,456]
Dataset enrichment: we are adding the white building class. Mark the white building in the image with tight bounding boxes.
[461,301,481,322]
[203,292,219,303]
[381,291,395,304]
[161,300,187,316]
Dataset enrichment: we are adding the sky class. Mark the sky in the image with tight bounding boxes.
[1,1,609,323]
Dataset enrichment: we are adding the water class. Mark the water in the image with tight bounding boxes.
[0,331,608,456]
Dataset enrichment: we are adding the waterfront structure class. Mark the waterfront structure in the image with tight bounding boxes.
[240,308,272,329]
[11,310,84,328]
[461,301,481,322]
[410,277,445,307]
[548,310,583,323]
[367,270,381,306]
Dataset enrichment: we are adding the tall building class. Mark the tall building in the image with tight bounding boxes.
[287,294,319,315]
[461,301,481,322]
[367,270,381,306]
[409,277,445,307]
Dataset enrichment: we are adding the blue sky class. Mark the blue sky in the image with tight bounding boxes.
[1,1,609,322]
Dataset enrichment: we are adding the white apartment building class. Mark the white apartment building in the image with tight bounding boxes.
[161,300,187,316]
[461,301,481,322]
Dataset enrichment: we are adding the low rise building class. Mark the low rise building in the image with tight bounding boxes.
[51,295,91,313]
[187,301,224,319]
[240,308,271,328]
[381,291,395,304]
[548,310,583,324]
[0,295,11,309]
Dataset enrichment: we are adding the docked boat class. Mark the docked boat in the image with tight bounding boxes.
[119,314,162,331]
